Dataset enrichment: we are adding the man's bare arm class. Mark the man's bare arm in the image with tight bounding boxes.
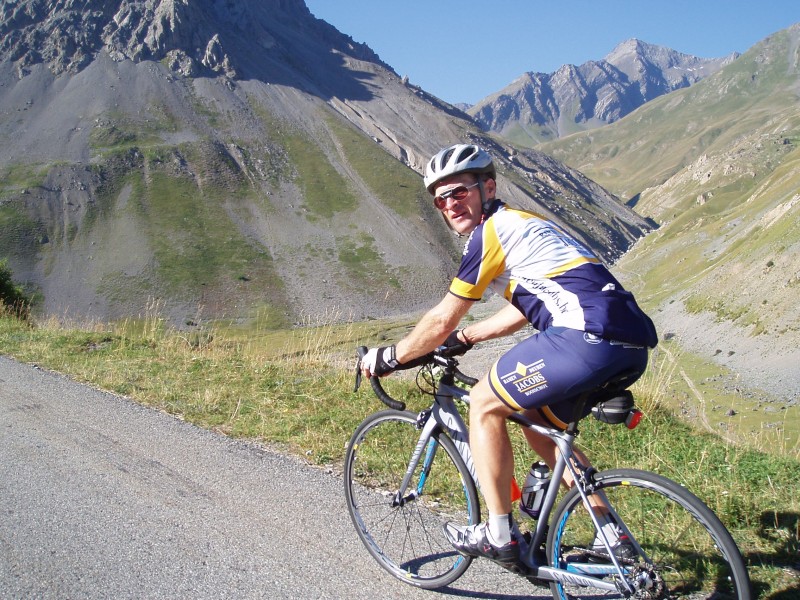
[395,293,473,363]
[460,303,528,344]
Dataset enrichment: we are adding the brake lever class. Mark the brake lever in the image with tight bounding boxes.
[354,346,367,392]
[354,359,362,392]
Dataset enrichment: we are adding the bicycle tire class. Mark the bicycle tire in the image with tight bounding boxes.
[343,409,480,589]
[546,468,751,600]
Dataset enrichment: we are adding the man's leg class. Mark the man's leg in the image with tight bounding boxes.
[442,375,522,568]
[519,410,631,556]
[468,376,516,516]
[520,409,605,506]
[519,409,592,489]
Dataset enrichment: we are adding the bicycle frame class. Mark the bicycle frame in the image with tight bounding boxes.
[397,372,637,594]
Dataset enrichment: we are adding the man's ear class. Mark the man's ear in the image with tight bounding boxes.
[484,177,497,197]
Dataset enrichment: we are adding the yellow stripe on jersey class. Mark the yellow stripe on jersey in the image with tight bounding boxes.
[544,256,601,278]
[489,363,523,410]
[479,217,507,284]
[449,278,482,300]
[449,217,506,300]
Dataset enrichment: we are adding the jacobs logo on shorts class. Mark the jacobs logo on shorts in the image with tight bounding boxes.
[499,359,548,396]
[513,371,548,395]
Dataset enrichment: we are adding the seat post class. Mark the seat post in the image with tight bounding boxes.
[565,392,590,436]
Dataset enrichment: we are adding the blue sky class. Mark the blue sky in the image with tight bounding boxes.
[304,1,800,105]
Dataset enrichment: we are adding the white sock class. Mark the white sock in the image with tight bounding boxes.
[487,513,512,546]
[595,521,622,547]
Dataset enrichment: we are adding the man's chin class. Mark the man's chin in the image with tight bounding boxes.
[452,222,475,235]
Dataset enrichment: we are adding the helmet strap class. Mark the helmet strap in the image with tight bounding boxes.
[478,179,492,215]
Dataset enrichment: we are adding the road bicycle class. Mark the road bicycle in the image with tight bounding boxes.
[344,346,751,599]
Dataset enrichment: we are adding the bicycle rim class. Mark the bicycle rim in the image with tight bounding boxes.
[547,468,751,600]
[343,410,479,589]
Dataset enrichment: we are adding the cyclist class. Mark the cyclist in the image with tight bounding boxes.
[360,143,657,570]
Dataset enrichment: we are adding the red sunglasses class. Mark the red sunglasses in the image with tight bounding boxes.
[433,182,480,209]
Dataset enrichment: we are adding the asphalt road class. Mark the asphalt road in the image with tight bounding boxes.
[0,356,548,599]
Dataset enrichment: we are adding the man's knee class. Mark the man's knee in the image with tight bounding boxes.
[470,377,513,417]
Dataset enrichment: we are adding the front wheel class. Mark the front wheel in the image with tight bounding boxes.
[343,410,480,589]
[547,468,751,599]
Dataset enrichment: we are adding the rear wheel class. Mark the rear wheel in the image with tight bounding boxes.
[547,468,751,599]
[343,410,480,589]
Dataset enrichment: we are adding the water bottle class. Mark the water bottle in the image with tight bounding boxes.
[520,461,550,519]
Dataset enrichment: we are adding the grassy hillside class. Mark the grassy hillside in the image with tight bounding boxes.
[0,309,797,597]
[0,72,461,327]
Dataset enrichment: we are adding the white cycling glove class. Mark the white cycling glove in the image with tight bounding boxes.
[362,345,401,376]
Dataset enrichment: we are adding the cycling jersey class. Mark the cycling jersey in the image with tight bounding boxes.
[449,201,657,348]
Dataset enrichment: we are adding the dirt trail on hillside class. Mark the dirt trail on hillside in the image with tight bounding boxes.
[656,301,800,406]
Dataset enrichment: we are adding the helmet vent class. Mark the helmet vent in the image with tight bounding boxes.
[423,143,496,194]
[456,147,476,164]
[441,148,455,167]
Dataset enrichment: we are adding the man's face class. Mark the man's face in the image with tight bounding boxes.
[433,174,495,235]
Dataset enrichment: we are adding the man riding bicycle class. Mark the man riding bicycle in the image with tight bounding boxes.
[360,144,657,570]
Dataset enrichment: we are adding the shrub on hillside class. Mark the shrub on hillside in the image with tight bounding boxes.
[0,259,30,319]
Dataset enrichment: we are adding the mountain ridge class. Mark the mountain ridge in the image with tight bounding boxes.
[537,24,800,406]
[468,38,738,145]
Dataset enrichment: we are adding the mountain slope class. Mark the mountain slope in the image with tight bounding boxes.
[540,24,800,404]
[0,0,651,326]
[469,39,736,146]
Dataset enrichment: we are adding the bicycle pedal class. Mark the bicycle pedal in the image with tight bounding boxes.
[499,560,529,575]
[502,559,547,587]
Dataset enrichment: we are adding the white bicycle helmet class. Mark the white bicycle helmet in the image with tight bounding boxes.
[423,144,496,195]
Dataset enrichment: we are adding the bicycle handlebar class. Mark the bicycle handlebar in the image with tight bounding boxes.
[355,345,477,411]
[355,346,407,410]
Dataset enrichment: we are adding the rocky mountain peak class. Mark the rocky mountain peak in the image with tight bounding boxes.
[468,39,739,145]
[604,37,738,88]
[0,0,385,79]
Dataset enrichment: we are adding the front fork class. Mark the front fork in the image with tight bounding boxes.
[391,408,439,507]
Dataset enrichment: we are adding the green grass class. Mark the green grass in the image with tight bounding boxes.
[0,163,49,199]
[324,114,431,219]
[0,309,797,596]
[0,204,46,256]
[86,140,289,325]
[89,106,178,155]
[282,130,358,219]
[247,102,358,220]
[0,163,51,256]
[336,233,402,290]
